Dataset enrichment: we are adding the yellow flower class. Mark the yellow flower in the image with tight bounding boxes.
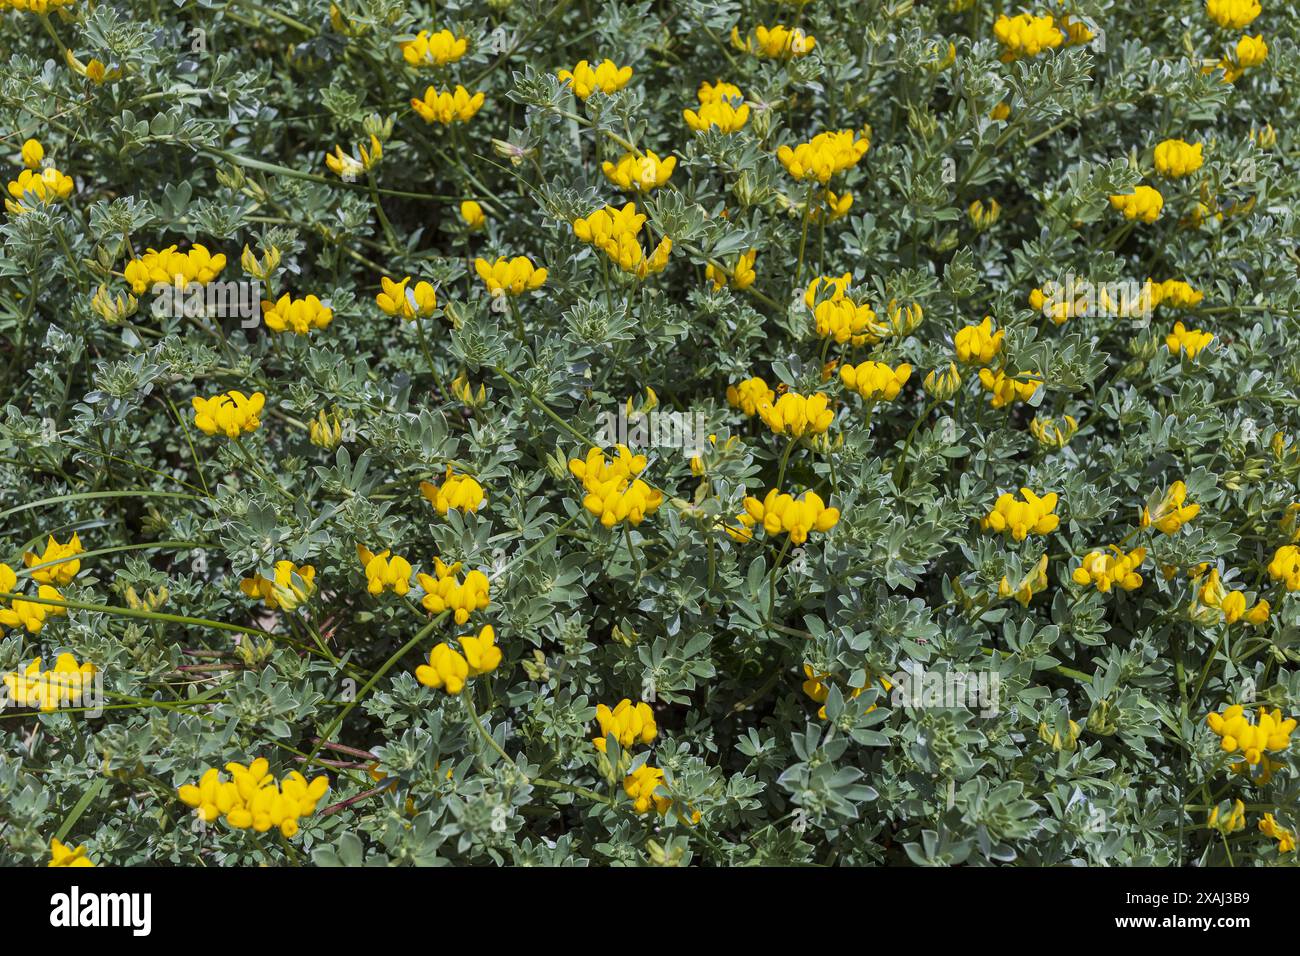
[178,759,329,838]
[20,138,43,169]
[1029,415,1078,450]
[840,361,912,402]
[1259,814,1296,853]
[400,29,470,67]
[1207,705,1296,766]
[623,764,671,814]
[757,391,835,438]
[593,699,657,752]
[981,488,1060,541]
[726,376,775,417]
[989,101,1011,122]
[48,838,94,868]
[1108,185,1164,223]
[923,362,963,400]
[0,562,67,636]
[1269,545,1300,590]
[123,244,227,293]
[357,544,413,597]
[806,273,882,345]
[1072,546,1146,593]
[324,135,382,178]
[376,275,437,319]
[410,84,485,124]
[262,293,334,335]
[459,199,486,229]
[730,24,816,58]
[5,165,73,214]
[1165,321,1214,359]
[1235,33,1268,67]
[1153,139,1204,178]
[420,466,487,515]
[968,197,1001,230]
[190,390,265,438]
[1206,0,1261,29]
[572,202,671,278]
[3,653,92,710]
[240,561,316,611]
[1206,798,1246,835]
[1057,13,1095,46]
[23,532,83,586]
[993,13,1064,60]
[777,129,870,184]
[815,189,855,222]
[999,553,1050,606]
[416,625,500,693]
[978,368,1042,409]
[740,488,839,545]
[557,59,633,100]
[954,316,1004,365]
[416,558,491,624]
[601,149,677,192]
[802,665,891,719]
[1197,569,1269,625]
[683,81,750,132]
[474,255,548,294]
[1141,480,1200,533]
[568,445,664,528]
[886,300,924,337]
[1038,719,1082,751]
[706,249,757,291]
[1152,279,1204,309]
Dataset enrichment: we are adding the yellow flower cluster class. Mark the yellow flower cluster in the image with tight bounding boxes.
[2,654,93,711]
[20,138,42,168]
[0,564,66,635]
[622,764,698,822]
[357,544,413,596]
[239,561,316,610]
[124,244,227,293]
[806,273,882,345]
[6,165,73,214]
[593,698,657,752]
[460,200,486,228]
[48,838,94,868]
[683,80,749,132]
[410,84,485,124]
[840,361,912,402]
[993,13,1064,60]
[733,488,840,545]
[1206,0,1261,29]
[601,149,677,192]
[416,625,500,694]
[474,255,548,295]
[1150,278,1204,309]
[400,29,469,67]
[417,558,491,624]
[178,759,329,838]
[1207,798,1246,834]
[1072,546,1146,593]
[978,368,1042,409]
[801,666,890,719]
[730,24,815,58]
[1198,569,1269,625]
[1141,480,1200,533]
[558,59,633,100]
[1108,185,1164,223]
[1166,321,1214,359]
[420,467,487,515]
[757,390,835,438]
[954,317,1004,365]
[923,362,962,400]
[0,0,77,11]
[376,275,437,319]
[1269,545,1300,590]
[324,136,381,179]
[24,532,83,586]
[726,376,775,417]
[816,188,855,222]
[191,390,265,438]
[981,488,1061,541]
[1153,138,1204,178]
[1260,814,1296,853]
[1030,414,1078,450]
[706,249,757,290]
[777,129,870,184]
[999,554,1050,606]
[1207,705,1295,767]
[572,202,671,278]
[568,445,664,528]
[262,293,334,335]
